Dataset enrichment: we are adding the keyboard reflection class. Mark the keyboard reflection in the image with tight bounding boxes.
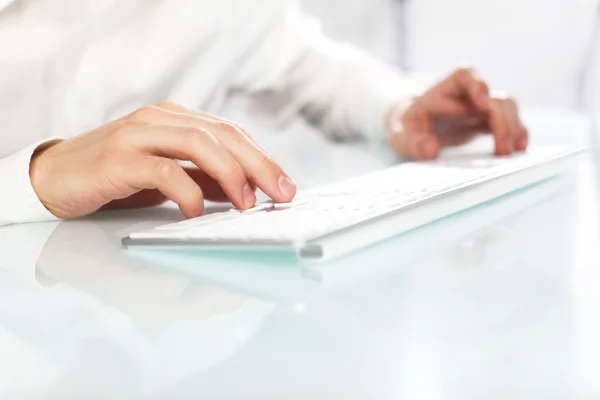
[127,175,570,308]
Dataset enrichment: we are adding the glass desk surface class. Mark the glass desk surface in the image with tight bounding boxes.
[1,109,599,399]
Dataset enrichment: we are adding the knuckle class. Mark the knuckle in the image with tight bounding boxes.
[234,122,258,141]
[129,105,160,121]
[478,79,490,92]
[231,121,249,135]
[155,100,178,109]
[155,159,178,180]
[454,67,473,80]
[491,98,503,109]
[217,122,241,142]
[490,98,505,113]
[111,119,129,133]
[185,127,209,146]
[108,121,134,146]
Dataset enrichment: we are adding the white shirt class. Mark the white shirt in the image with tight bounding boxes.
[0,0,416,227]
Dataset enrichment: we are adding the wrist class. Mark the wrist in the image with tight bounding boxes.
[29,139,63,213]
[385,98,414,138]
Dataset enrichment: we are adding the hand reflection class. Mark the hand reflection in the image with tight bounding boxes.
[444,227,509,271]
[36,219,247,323]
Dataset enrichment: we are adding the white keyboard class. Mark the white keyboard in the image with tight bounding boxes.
[123,147,585,261]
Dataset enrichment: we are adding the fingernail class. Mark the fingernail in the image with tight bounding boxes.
[199,208,207,217]
[242,183,256,208]
[480,92,490,104]
[420,139,435,159]
[516,136,528,151]
[505,139,514,154]
[278,176,296,199]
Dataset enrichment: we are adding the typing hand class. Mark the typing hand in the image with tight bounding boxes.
[386,68,529,160]
[30,101,296,219]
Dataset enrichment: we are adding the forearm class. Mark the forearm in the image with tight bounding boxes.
[229,1,420,142]
[293,35,419,142]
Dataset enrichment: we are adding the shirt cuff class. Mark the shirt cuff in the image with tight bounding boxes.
[366,79,415,144]
[359,72,419,147]
[363,71,437,146]
[0,138,64,226]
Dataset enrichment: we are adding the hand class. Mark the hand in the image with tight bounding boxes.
[386,68,529,160]
[30,101,297,219]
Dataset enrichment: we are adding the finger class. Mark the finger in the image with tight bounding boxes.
[516,124,529,152]
[119,155,205,218]
[155,102,295,188]
[489,98,522,154]
[433,68,491,112]
[502,99,522,149]
[390,131,440,161]
[437,118,490,147]
[415,96,481,118]
[154,101,286,176]
[467,77,491,113]
[128,105,296,203]
[488,99,514,156]
[503,99,529,151]
[183,167,230,202]
[390,106,439,160]
[184,117,296,203]
[120,124,255,209]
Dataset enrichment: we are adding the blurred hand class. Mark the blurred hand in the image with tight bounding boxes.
[386,68,528,160]
[30,101,297,219]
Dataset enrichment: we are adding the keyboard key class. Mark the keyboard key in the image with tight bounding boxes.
[272,200,309,210]
[155,211,238,231]
[233,203,273,213]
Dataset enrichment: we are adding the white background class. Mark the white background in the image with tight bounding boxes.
[302,0,600,112]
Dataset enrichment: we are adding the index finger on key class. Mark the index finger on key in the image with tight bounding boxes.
[488,99,514,156]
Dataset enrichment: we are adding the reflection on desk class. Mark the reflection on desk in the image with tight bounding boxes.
[0,112,599,398]
[128,174,572,308]
[0,210,274,397]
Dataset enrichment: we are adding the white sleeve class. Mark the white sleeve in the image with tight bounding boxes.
[230,0,419,143]
[0,139,62,227]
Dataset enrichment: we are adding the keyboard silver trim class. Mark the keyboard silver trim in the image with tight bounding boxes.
[122,237,297,249]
